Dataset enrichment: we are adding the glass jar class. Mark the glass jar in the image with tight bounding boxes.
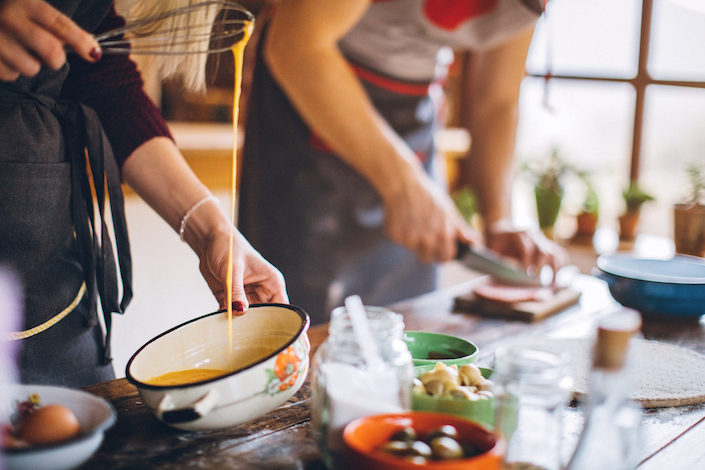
[492,343,573,470]
[311,305,414,470]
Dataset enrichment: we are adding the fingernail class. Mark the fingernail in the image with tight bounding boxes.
[89,46,102,61]
[232,301,246,312]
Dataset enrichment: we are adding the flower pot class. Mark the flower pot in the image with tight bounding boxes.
[535,186,564,237]
[674,203,705,257]
[576,212,598,236]
[618,211,640,242]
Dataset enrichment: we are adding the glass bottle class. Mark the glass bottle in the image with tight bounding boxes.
[565,307,643,470]
[492,343,573,470]
[310,305,414,470]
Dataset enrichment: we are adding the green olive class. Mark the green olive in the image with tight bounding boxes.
[408,440,433,458]
[404,455,428,464]
[429,436,464,460]
[379,440,410,456]
[425,424,459,442]
[389,426,417,443]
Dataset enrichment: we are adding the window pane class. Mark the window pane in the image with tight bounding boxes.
[526,0,641,78]
[640,85,705,238]
[650,0,705,81]
[513,78,635,237]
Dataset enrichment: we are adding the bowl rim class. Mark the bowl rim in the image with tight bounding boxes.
[124,303,310,390]
[343,411,498,464]
[596,253,705,285]
[2,383,116,455]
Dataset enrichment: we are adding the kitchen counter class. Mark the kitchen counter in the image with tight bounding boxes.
[81,275,705,469]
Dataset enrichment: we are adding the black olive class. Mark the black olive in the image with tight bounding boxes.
[424,424,459,442]
[429,436,464,460]
[461,441,484,458]
[389,426,417,442]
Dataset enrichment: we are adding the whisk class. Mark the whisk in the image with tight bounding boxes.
[95,1,254,55]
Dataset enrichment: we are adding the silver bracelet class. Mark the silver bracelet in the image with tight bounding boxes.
[179,196,218,241]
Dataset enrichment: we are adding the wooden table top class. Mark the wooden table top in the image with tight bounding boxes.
[80,275,705,470]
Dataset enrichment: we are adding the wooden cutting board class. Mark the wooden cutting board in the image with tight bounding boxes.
[454,287,582,322]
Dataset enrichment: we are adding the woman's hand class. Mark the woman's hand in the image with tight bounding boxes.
[485,220,569,281]
[381,163,481,264]
[0,0,100,81]
[198,225,288,313]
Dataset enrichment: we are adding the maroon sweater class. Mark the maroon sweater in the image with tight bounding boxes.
[60,6,173,169]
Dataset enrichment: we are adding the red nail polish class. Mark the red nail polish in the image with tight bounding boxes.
[233,301,246,312]
[89,47,102,61]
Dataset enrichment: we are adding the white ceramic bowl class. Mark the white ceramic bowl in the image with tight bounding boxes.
[1,383,116,470]
[126,303,310,431]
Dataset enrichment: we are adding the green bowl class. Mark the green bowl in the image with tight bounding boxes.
[403,331,478,367]
[411,365,495,429]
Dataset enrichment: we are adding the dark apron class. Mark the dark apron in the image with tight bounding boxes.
[239,30,441,325]
[0,0,132,388]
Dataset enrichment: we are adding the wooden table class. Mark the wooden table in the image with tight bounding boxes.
[80,275,705,469]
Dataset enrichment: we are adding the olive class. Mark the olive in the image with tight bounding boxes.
[424,424,459,442]
[389,426,417,443]
[379,440,410,456]
[408,440,433,458]
[429,436,464,460]
[462,442,484,458]
[404,455,428,465]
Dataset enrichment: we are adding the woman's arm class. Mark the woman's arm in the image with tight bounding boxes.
[121,137,288,312]
[265,0,478,264]
[458,26,568,273]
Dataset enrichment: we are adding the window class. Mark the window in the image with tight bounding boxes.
[515,0,705,239]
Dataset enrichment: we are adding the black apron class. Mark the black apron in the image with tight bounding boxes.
[0,0,132,388]
[239,30,441,325]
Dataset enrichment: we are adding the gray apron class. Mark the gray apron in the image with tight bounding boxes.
[0,0,132,388]
[239,28,440,325]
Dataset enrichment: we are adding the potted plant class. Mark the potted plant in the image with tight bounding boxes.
[522,148,574,240]
[674,163,705,257]
[619,181,655,241]
[574,178,599,242]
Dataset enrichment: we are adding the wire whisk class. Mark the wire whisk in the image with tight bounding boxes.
[96,1,254,55]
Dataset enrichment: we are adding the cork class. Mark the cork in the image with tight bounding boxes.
[593,308,642,370]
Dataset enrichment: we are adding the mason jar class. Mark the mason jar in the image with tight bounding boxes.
[311,305,414,470]
[492,343,573,470]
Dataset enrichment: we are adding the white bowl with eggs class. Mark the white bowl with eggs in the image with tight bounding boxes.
[126,303,310,431]
[1,383,116,470]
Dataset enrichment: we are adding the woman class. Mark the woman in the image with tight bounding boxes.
[0,0,287,387]
[239,0,567,325]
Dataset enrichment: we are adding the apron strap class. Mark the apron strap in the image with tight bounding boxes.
[1,85,133,365]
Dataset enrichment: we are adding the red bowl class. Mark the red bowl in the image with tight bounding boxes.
[343,411,503,470]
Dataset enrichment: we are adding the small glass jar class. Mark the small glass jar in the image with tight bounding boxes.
[311,305,414,470]
[492,343,573,470]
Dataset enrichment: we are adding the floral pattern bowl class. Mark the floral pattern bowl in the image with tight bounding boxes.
[125,304,310,431]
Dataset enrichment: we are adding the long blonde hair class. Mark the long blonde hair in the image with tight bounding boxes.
[115,0,222,92]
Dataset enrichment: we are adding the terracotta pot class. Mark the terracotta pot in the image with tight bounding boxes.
[674,203,705,257]
[619,211,640,241]
[576,212,598,237]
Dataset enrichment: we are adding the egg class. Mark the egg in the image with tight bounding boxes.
[17,404,81,445]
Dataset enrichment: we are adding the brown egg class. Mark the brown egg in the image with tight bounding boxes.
[17,404,81,445]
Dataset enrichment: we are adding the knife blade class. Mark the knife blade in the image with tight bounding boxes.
[456,242,543,287]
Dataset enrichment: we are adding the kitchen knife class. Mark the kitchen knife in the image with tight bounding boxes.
[456,242,543,287]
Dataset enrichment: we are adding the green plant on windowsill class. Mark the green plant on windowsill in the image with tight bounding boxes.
[452,186,481,231]
[674,162,705,257]
[619,181,655,241]
[522,148,575,239]
[574,175,599,240]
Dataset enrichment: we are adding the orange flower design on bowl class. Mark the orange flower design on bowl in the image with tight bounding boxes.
[264,337,309,396]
